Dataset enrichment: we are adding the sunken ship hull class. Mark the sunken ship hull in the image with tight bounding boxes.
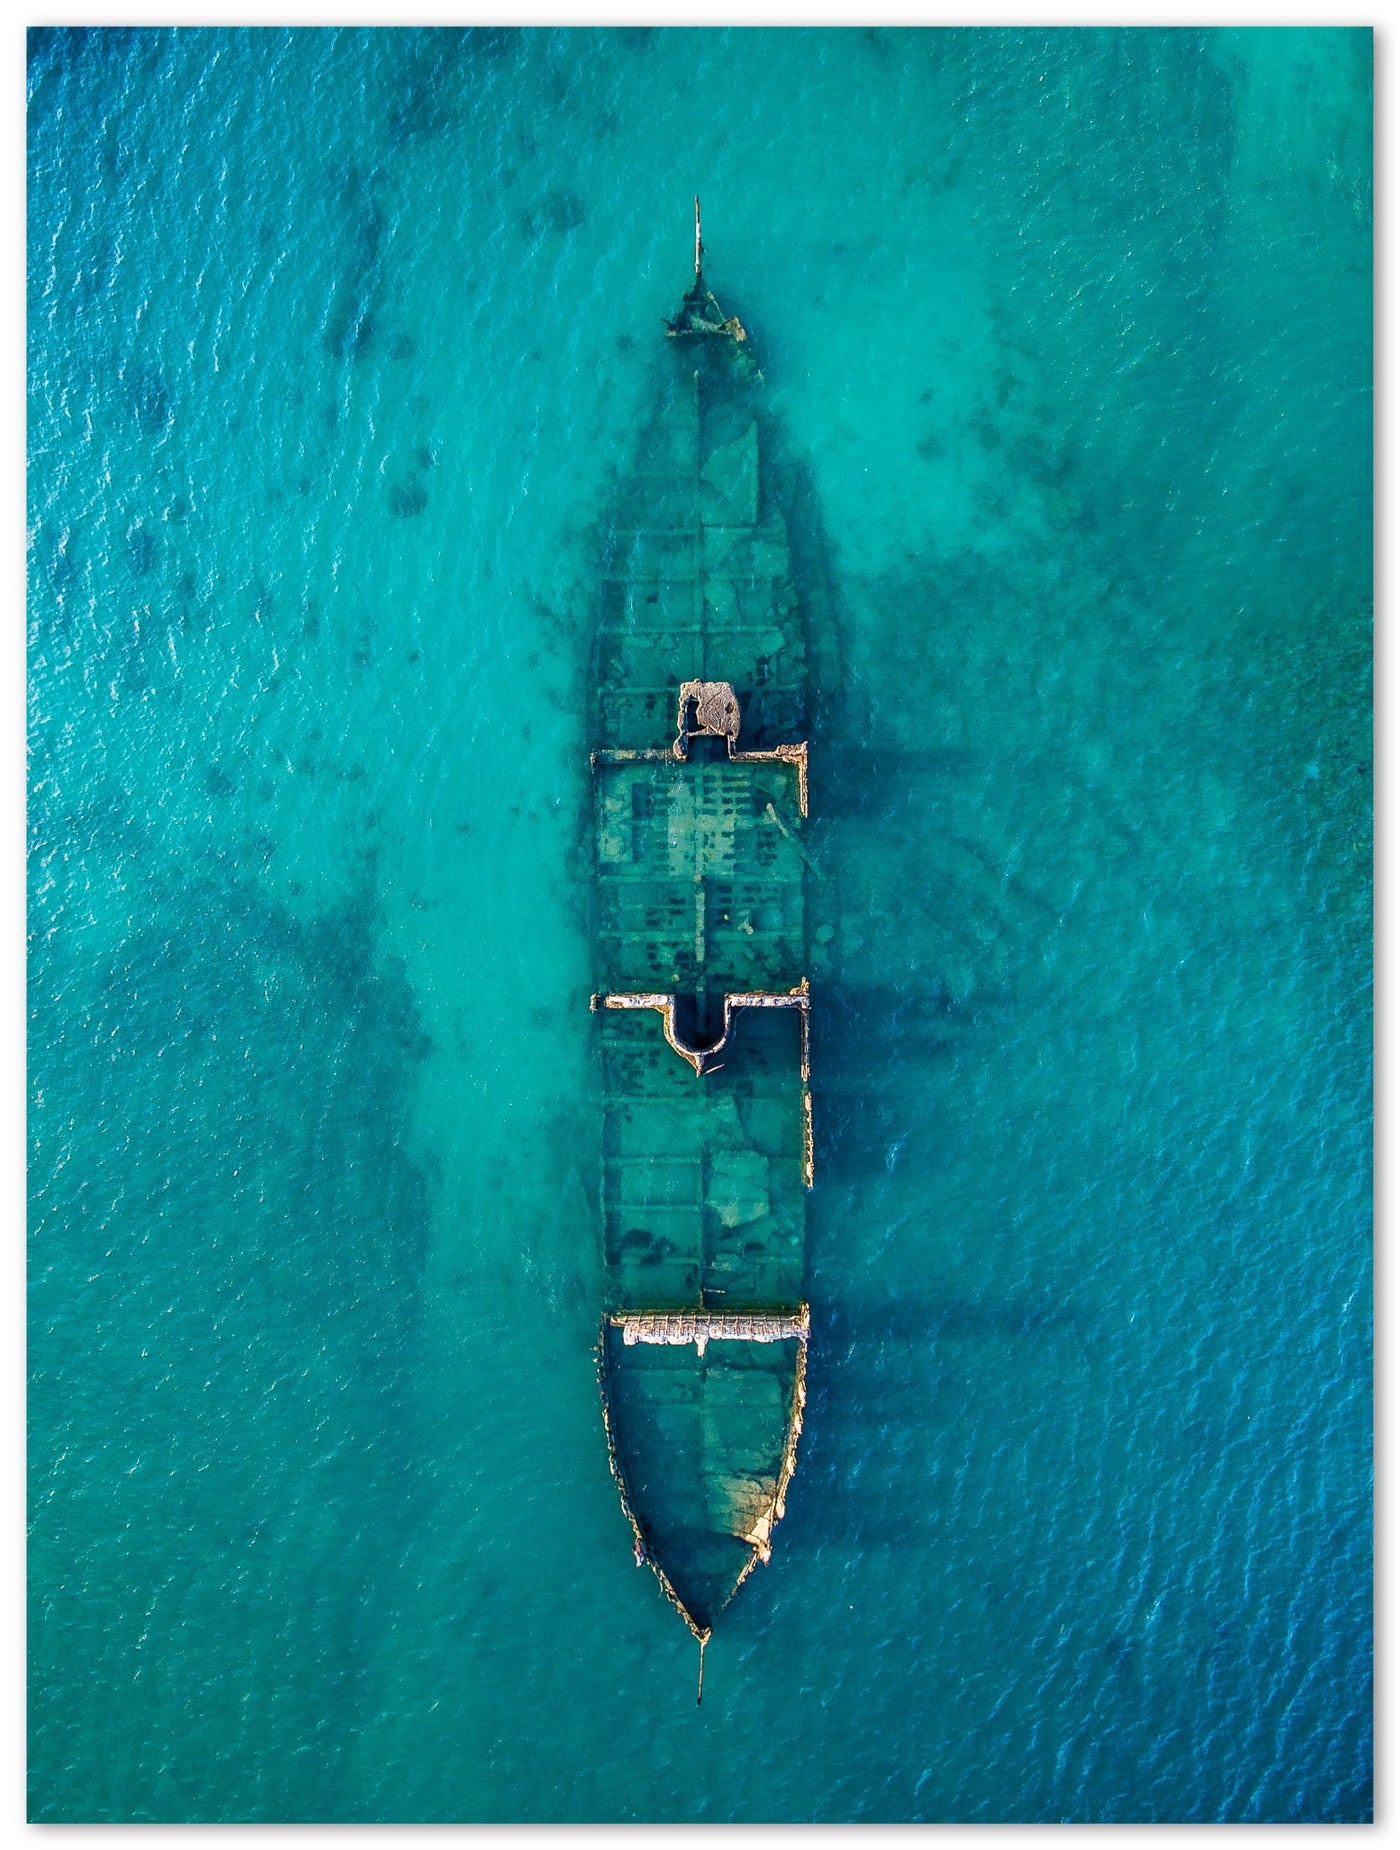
[589,207,816,1668]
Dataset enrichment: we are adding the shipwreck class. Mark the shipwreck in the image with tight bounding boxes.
[589,203,820,1701]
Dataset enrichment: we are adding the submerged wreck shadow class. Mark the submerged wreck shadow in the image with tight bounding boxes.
[774,1292,1094,1552]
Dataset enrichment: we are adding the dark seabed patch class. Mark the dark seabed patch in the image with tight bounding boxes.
[29,868,436,1820]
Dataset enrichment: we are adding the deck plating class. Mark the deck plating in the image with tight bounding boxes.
[590,202,819,1691]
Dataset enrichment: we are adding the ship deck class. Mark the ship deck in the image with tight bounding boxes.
[589,242,814,1654]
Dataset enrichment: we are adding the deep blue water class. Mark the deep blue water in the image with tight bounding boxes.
[27,26,1371,1822]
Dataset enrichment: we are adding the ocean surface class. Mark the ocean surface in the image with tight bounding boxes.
[26,26,1372,1823]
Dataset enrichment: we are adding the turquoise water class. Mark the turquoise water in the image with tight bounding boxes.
[26,26,1371,1823]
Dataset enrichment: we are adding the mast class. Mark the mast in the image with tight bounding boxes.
[694,194,703,283]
